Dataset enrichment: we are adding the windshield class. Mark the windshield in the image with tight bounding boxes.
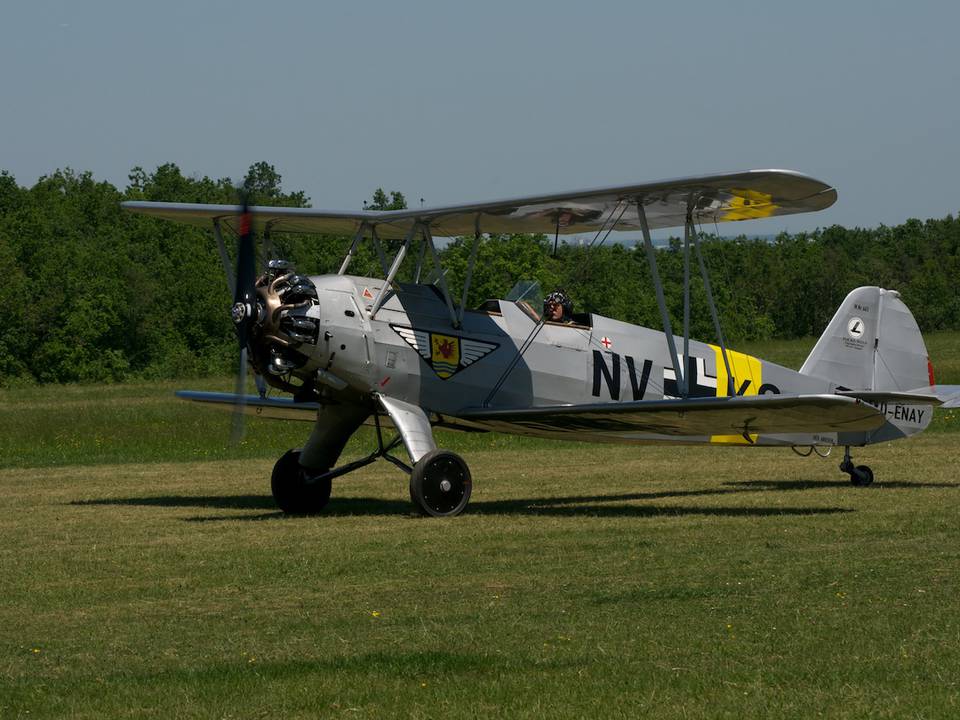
[504,280,543,322]
[505,280,543,307]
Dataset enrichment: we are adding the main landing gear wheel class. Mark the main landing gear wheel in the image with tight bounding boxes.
[409,449,472,517]
[839,446,874,487]
[271,449,332,514]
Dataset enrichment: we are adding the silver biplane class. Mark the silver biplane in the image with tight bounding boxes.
[122,170,960,516]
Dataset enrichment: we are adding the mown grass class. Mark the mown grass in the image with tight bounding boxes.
[2,440,959,718]
[1,333,959,717]
[0,376,574,470]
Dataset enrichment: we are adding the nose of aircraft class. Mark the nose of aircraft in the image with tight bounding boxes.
[247,260,322,389]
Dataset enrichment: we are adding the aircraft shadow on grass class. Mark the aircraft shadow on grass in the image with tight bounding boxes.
[723,479,960,491]
[72,494,277,510]
[72,486,854,522]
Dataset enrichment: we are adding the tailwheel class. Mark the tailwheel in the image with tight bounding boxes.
[271,449,332,514]
[839,446,874,487]
[850,465,874,487]
[409,449,472,517]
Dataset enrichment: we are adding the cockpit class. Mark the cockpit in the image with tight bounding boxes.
[473,281,592,328]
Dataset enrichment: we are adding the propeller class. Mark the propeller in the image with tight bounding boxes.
[230,193,257,443]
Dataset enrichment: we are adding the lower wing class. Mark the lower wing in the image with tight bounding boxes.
[175,391,319,421]
[455,394,887,440]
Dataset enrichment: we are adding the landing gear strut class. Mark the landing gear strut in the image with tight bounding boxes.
[271,449,332,514]
[271,412,408,515]
[270,412,473,517]
[839,446,874,487]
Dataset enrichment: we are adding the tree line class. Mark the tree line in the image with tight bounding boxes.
[0,163,957,385]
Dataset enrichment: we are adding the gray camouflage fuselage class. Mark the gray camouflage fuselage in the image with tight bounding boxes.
[294,275,930,448]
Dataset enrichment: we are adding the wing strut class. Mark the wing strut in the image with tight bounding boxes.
[637,200,686,397]
[261,220,278,265]
[635,198,736,399]
[422,223,461,329]
[338,222,369,275]
[363,220,460,328]
[212,218,237,296]
[692,215,735,395]
[370,226,389,276]
[457,218,482,324]
[412,232,428,282]
[370,223,417,318]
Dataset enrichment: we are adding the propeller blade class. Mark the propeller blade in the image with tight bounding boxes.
[230,348,248,444]
[230,194,256,444]
[232,198,256,348]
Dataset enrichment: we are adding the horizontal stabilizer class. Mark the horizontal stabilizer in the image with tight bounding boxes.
[904,385,960,408]
[835,390,943,406]
[176,391,319,421]
[458,394,885,439]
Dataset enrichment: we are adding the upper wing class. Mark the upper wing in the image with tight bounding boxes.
[121,169,836,239]
[454,394,884,439]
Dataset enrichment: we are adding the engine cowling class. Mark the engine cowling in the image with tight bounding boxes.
[249,260,322,393]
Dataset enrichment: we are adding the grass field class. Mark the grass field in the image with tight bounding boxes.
[2,334,959,718]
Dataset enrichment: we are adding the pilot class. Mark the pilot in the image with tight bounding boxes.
[543,289,574,324]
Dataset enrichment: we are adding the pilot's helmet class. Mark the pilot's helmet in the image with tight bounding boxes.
[544,289,572,319]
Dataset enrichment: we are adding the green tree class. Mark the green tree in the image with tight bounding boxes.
[365,188,407,211]
[3,161,960,386]
[242,161,310,208]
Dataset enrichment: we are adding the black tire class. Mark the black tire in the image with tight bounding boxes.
[409,449,472,517]
[850,465,874,487]
[271,449,332,514]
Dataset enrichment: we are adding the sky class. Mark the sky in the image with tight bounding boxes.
[3,0,959,239]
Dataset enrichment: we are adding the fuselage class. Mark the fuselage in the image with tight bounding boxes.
[279,274,931,448]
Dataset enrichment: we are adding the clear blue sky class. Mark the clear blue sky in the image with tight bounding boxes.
[3,0,958,237]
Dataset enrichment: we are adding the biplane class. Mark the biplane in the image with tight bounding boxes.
[122,169,960,516]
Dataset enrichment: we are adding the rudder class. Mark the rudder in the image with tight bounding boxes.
[799,286,932,392]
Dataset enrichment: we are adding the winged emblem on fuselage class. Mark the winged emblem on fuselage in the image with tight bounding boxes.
[391,325,498,380]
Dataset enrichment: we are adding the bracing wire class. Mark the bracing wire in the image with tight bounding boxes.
[587,200,630,251]
[552,213,560,257]
[573,200,631,287]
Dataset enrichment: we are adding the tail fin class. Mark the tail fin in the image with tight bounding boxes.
[799,286,931,391]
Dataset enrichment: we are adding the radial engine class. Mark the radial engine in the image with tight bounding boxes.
[248,259,322,393]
